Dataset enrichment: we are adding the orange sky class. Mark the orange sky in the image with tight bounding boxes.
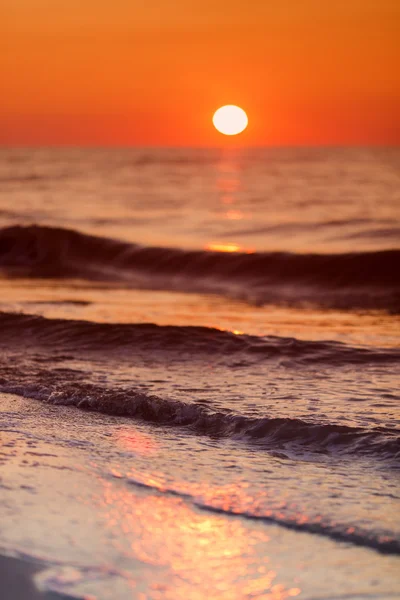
[1,0,399,146]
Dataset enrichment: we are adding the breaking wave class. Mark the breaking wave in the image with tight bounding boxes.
[1,377,399,463]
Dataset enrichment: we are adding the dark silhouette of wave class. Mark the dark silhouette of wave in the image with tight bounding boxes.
[0,225,399,311]
[1,312,399,365]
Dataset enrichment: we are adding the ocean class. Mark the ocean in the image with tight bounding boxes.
[0,147,399,599]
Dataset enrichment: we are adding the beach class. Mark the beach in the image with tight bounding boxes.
[2,393,399,599]
[0,147,399,598]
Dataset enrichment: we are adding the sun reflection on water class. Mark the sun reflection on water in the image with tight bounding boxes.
[116,428,158,456]
[225,210,249,220]
[206,243,242,253]
[98,476,302,599]
[206,242,255,254]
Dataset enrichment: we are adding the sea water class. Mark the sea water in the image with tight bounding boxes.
[0,147,399,599]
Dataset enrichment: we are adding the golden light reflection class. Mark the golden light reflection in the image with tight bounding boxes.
[217,178,240,192]
[215,155,241,208]
[2,278,397,347]
[225,210,246,220]
[116,428,158,456]
[98,477,302,599]
[206,243,242,253]
[206,243,254,254]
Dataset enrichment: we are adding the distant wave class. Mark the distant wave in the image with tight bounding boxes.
[0,174,45,184]
[0,225,399,311]
[1,312,399,365]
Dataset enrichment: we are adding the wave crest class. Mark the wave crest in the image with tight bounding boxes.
[1,225,399,310]
[1,312,399,365]
[1,375,398,463]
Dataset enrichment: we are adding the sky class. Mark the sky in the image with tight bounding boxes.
[1,0,399,146]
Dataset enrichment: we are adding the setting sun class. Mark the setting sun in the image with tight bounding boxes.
[213,105,248,136]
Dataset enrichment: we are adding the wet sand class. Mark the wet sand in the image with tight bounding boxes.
[1,393,399,599]
[0,555,45,599]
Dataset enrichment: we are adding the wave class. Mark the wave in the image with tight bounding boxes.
[0,225,399,311]
[2,380,399,465]
[1,314,398,461]
[0,174,45,184]
[1,312,399,365]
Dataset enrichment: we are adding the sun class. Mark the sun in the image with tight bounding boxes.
[213,105,248,136]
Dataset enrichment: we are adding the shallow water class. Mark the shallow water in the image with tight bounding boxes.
[0,147,399,598]
[1,395,399,599]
